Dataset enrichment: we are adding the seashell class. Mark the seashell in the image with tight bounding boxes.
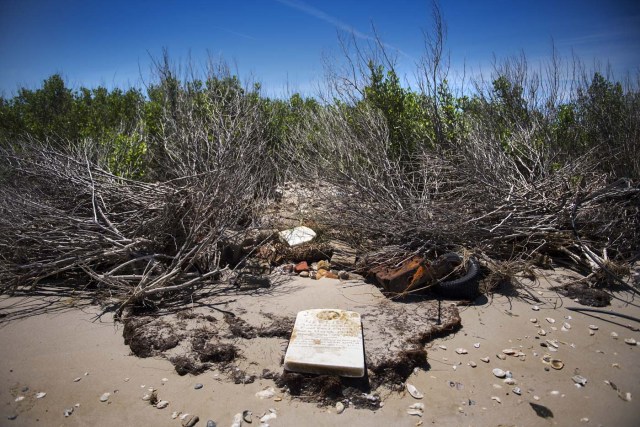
[407,409,423,417]
[73,377,82,382]
[124,378,130,382]
[533,395,540,400]
[35,392,46,399]
[502,349,516,355]
[156,400,169,409]
[546,339,559,348]
[563,322,571,330]
[206,421,216,427]
[255,387,275,399]
[336,402,345,414]
[496,353,507,360]
[406,383,424,399]
[610,332,619,339]
[180,413,190,420]
[260,412,277,423]
[274,396,282,402]
[142,394,151,401]
[532,306,540,311]
[183,415,200,427]
[481,357,490,363]
[530,318,538,323]
[551,359,564,370]
[503,378,516,385]
[194,383,203,390]
[171,411,180,419]
[469,361,477,368]
[491,396,502,403]
[572,375,587,386]
[589,330,595,336]
[581,418,590,423]
[550,390,560,396]
[99,392,110,402]
[546,317,556,324]
[64,407,74,417]
[492,368,506,378]
[538,329,547,336]
[243,410,252,422]
[513,387,522,395]
[474,343,480,348]
[230,413,242,427]
[588,325,599,330]
[456,348,468,354]
[505,370,513,378]
[438,345,447,350]
[409,403,425,410]
[624,338,637,345]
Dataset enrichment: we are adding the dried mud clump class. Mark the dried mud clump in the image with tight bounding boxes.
[554,283,611,307]
[170,355,209,376]
[122,317,181,358]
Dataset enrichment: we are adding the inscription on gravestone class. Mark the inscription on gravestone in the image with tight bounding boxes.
[283,309,365,377]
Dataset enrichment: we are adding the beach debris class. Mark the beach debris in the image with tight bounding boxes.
[563,322,571,330]
[156,400,169,409]
[142,394,151,401]
[336,401,345,414]
[572,375,588,387]
[546,340,559,349]
[481,357,490,363]
[588,325,599,331]
[604,380,633,401]
[171,411,180,419]
[530,402,554,418]
[99,392,110,402]
[538,329,547,336]
[206,421,216,427]
[532,306,540,311]
[438,345,447,350]
[279,226,316,246]
[492,368,506,378]
[73,377,82,382]
[611,332,619,339]
[580,418,589,423]
[551,360,564,370]
[513,387,522,395]
[299,271,309,277]
[260,410,277,423]
[491,396,502,404]
[161,377,168,382]
[502,348,516,355]
[182,415,200,427]
[255,387,276,399]
[455,348,468,354]
[496,353,507,360]
[14,396,24,402]
[406,383,424,399]
[407,402,424,416]
[589,330,595,336]
[546,318,556,324]
[503,378,516,385]
[7,414,18,420]
[242,410,252,423]
[64,407,74,417]
[469,361,477,368]
[550,390,560,396]
[624,338,637,345]
[474,342,480,348]
[35,392,46,399]
[530,318,538,323]
[194,383,203,390]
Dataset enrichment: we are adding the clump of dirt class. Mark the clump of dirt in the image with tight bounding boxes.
[198,342,238,363]
[122,317,181,358]
[275,372,376,408]
[554,283,611,307]
[170,355,209,376]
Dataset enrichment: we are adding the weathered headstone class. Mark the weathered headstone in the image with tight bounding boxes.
[283,309,364,377]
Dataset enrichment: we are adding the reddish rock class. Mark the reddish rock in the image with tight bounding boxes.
[294,261,309,273]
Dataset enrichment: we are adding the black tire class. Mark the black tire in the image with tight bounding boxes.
[434,253,480,300]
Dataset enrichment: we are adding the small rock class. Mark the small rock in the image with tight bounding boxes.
[481,357,490,363]
[546,317,556,324]
[338,271,350,280]
[530,318,538,323]
[156,400,169,409]
[99,392,110,402]
[194,383,203,390]
[35,392,46,399]
[492,368,506,378]
[469,361,477,368]
[538,329,547,336]
[336,401,345,414]
[182,415,200,427]
[64,407,74,417]
[294,261,309,273]
[502,349,516,355]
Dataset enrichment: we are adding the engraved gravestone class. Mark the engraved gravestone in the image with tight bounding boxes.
[283,309,365,377]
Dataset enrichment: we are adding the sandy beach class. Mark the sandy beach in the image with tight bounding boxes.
[1,270,639,426]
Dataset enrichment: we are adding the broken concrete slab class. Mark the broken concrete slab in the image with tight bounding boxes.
[284,309,365,377]
[279,226,316,247]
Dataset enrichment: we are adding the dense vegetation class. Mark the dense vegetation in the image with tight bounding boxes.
[1,40,638,311]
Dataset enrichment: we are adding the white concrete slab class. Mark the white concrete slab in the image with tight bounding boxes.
[278,226,316,246]
[283,309,365,377]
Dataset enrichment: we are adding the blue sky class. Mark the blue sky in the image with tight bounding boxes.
[1,0,638,97]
